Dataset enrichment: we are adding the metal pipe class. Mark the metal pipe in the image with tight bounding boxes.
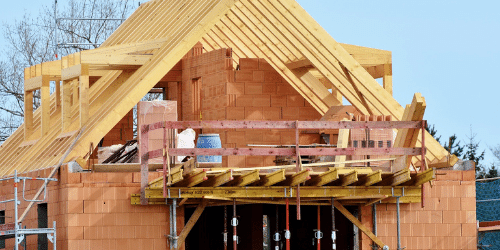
[295,121,301,221]
[317,205,321,250]
[224,206,228,250]
[169,199,173,248]
[57,17,126,21]
[14,170,18,250]
[372,204,378,250]
[233,199,238,250]
[397,197,401,250]
[285,198,290,250]
[172,198,178,249]
[275,205,280,250]
[331,198,336,250]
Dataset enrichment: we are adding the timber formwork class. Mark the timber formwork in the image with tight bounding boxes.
[131,120,436,250]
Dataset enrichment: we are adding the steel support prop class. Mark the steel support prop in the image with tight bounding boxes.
[331,198,336,250]
[372,203,378,250]
[14,170,19,250]
[285,198,291,250]
[232,199,238,250]
[397,196,401,250]
[224,206,228,250]
[274,205,281,250]
[314,205,322,250]
[172,199,178,249]
[295,121,301,221]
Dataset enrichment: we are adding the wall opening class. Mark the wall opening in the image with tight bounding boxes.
[37,203,48,250]
[185,204,358,250]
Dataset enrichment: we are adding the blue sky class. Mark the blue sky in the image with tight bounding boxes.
[1,0,499,167]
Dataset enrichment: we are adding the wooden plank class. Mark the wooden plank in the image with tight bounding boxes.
[148,186,421,199]
[404,168,435,186]
[383,64,393,95]
[255,169,286,186]
[61,80,72,132]
[339,43,392,66]
[378,168,411,186]
[176,199,209,249]
[357,170,383,186]
[335,118,350,167]
[24,91,33,140]
[40,76,50,136]
[61,64,89,81]
[333,200,387,248]
[364,196,388,206]
[82,53,152,66]
[307,168,339,186]
[285,58,313,69]
[200,170,234,187]
[281,169,311,186]
[337,170,358,186]
[24,75,49,92]
[226,170,260,187]
[174,170,207,188]
[79,75,89,126]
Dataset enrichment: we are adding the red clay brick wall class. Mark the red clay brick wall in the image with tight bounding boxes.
[101,110,134,147]
[0,167,182,250]
[360,170,477,250]
[175,49,322,168]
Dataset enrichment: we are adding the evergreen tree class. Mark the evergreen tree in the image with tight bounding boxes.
[443,134,464,158]
[425,124,441,143]
[486,163,499,179]
[463,126,485,178]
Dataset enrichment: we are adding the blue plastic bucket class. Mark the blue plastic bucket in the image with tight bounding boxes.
[196,134,222,163]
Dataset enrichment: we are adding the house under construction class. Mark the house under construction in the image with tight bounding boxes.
[0,0,477,249]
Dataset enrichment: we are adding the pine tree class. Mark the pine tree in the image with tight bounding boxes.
[463,126,485,178]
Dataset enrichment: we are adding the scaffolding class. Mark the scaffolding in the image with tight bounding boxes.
[0,170,57,250]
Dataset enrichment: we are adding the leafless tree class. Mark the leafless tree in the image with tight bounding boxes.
[0,0,136,142]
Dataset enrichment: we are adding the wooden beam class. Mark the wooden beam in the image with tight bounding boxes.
[61,64,89,81]
[364,196,388,206]
[200,170,234,187]
[383,64,392,95]
[333,200,386,249]
[24,91,33,140]
[81,54,152,66]
[357,170,383,186]
[404,168,435,186]
[394,93,426,167]
[147,186,421,199]
[176,199,209,249]
[285,58,313,69]
[339,43,392,66]
[24,75,49,92]
[379,168,411,186]
[281,169,311,186]
[40,76,51,136]
[226,170,260,187]
[174,170,207,188]
[335,118,350,167]
[379,155,407,173]
[337,170,358,186]
[307,168,339,186]
[255,169,286,186]
[79,75,89,126]
[61,79,73,132]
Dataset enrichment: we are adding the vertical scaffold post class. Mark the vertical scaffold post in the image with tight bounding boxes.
[285,198,290,250]
[295,121,301,220]
[372,203,378,250]
[172,198,178,249]
[397,196,401,250]
[315,205,322,250]
[224,206,228,250]
[14,170,19,250]
[331,198,336,250]
[274,205,280,250]
[232,199,238,250]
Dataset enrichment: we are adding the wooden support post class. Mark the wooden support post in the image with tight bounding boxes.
[383,64,392,96]
[140,125,149,205]
[335,118,350,167]
[333,200,386,249]
[40,76,51,136]
[55,80,61,109]
[176,199,209,249]
[79,74,89,126]
[61,80,72,132]
[24,91,33,139]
